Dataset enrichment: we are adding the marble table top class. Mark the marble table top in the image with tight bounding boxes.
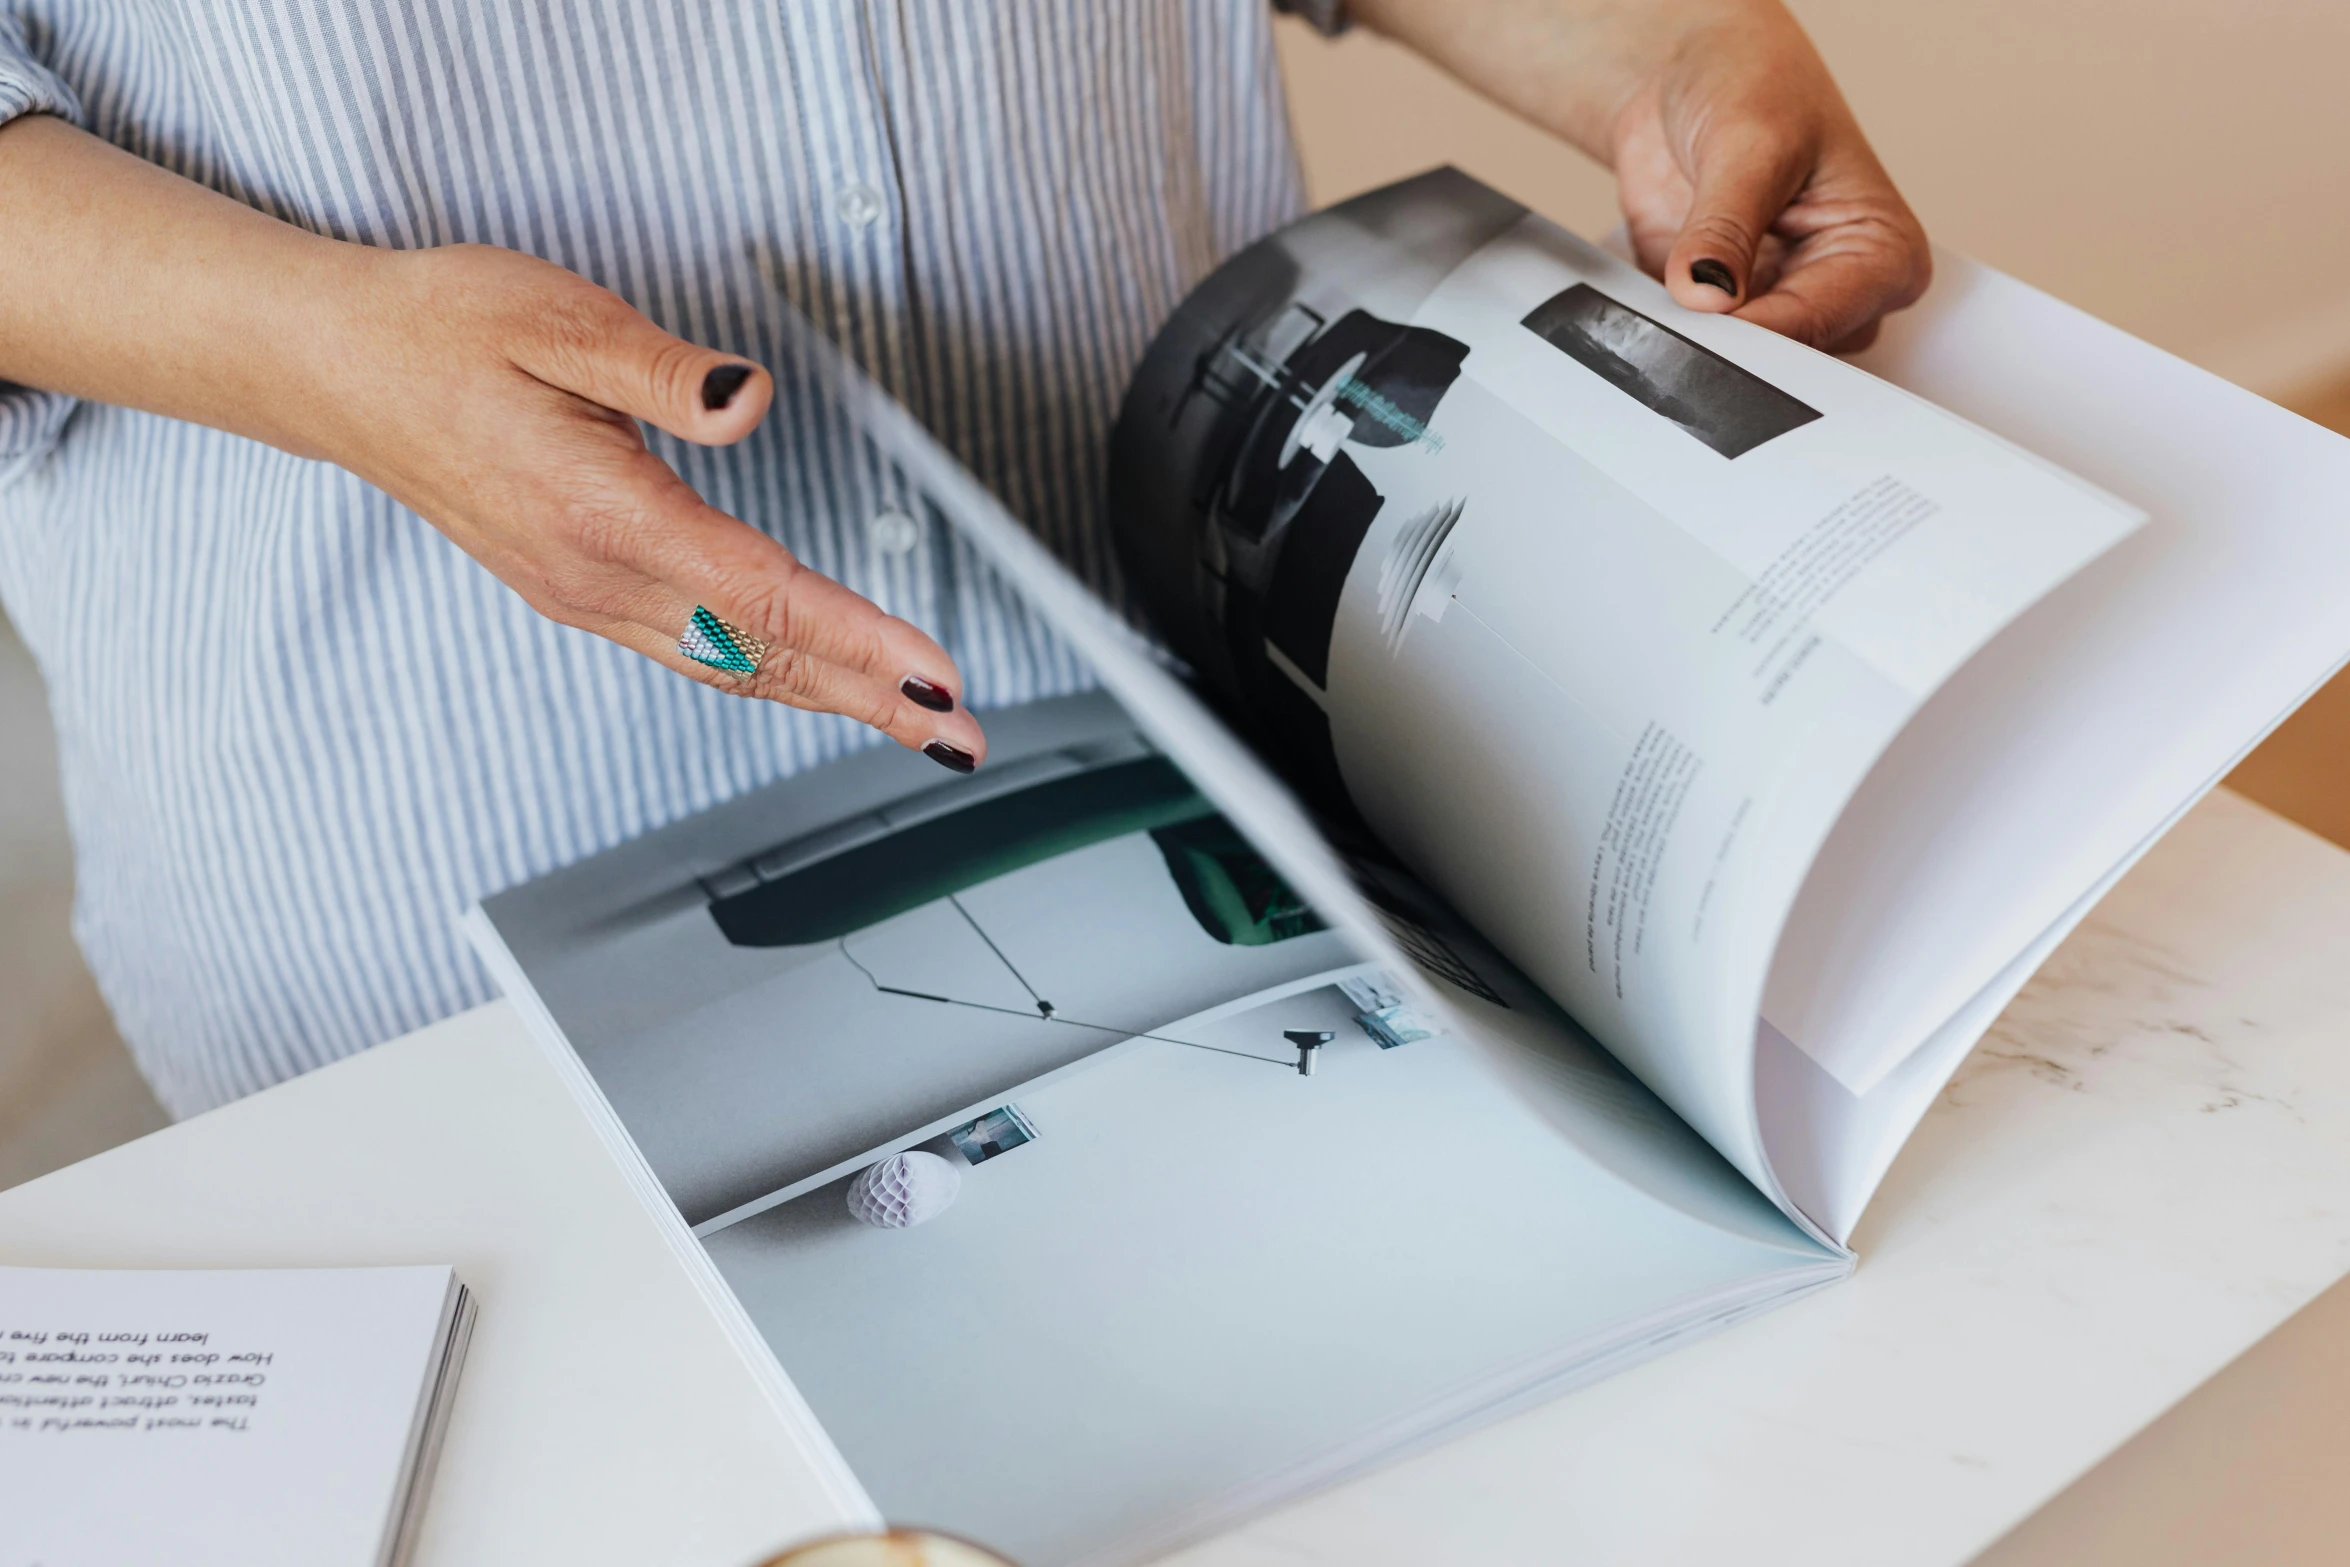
[2,787,2346,1566]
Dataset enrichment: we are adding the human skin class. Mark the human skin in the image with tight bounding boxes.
[0,0,1928,762]
[1354,0,1931,351]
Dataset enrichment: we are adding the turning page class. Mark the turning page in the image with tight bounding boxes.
[1111,169,2143,1222]
[1754,251,2350,1235]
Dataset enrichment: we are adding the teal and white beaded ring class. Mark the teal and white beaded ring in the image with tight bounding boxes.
[678,605,768,676]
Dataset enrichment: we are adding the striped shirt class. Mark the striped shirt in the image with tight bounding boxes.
[0,2,1306,1117]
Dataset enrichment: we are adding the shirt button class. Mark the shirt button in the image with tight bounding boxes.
[868,508,921,557]
[836,182,886,229]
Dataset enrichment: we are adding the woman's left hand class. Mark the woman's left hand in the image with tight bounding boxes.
[1346,0,1933,351]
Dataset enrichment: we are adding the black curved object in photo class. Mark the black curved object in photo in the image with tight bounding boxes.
[1108,168,1523,803]
[708,756,1218,948]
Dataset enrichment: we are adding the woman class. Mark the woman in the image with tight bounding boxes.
[0,0,1927,1116]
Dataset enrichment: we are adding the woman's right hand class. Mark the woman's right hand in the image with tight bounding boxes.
[0,115,986,770]
[310,243,988,770]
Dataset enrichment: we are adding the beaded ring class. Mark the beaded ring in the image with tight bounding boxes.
[676,605,768,677]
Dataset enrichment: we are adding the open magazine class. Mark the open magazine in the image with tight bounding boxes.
[467,170,2350,1566]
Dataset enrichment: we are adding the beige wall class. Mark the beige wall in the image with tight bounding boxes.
[1276,2,2350,399]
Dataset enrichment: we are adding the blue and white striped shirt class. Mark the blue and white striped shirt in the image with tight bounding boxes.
[0,2,1306,1117]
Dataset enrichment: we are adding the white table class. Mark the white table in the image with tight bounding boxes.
[0,996,850,1564]
[4,788,2348,1567]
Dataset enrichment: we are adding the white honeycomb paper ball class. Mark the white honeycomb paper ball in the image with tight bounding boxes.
[845,1151,962,1229]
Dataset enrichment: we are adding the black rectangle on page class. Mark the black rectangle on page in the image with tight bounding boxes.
[1521,283,1821,458]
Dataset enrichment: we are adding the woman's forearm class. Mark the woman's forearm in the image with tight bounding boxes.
[1347,0,1697,158]
[0,110,989,763]
[0,112,366,459]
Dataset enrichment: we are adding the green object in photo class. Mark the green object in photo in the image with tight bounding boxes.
[1150,815,1326,947]
[711,756,1219,948]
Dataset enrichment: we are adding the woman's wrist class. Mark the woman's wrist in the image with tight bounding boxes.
[0,112,386,462]
[1347,0,1754,159]
[139,201,399,470]
[256,241,429,472]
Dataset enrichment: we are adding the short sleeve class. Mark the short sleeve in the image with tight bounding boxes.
[0,13,86,485]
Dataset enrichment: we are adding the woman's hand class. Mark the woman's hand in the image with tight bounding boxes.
[1350,0,1932,351]
[1604,4,1929,350]
[0,116,985,769]
[314,244,986,769]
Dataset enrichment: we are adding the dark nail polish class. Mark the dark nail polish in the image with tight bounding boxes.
[923,739,977,774]
[901,675,956,713]
[1690,258,1738,296]
[701,363,753,410]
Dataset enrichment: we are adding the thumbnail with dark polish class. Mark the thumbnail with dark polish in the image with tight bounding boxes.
[901,675,956,712]
[923,739,977,774]
[1689,258,1738,296]
[701,363,753,410]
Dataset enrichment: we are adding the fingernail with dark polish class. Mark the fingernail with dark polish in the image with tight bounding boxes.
[1690,258,1738,296]
[701,363,753,410]
[924,739,977,774]
[901,675,956,713]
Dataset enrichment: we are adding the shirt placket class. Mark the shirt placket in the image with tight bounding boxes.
[789,0,935,641]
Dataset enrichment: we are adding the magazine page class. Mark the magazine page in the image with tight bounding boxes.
[1110,169,2145,1221]
[470,678,1840,1566]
